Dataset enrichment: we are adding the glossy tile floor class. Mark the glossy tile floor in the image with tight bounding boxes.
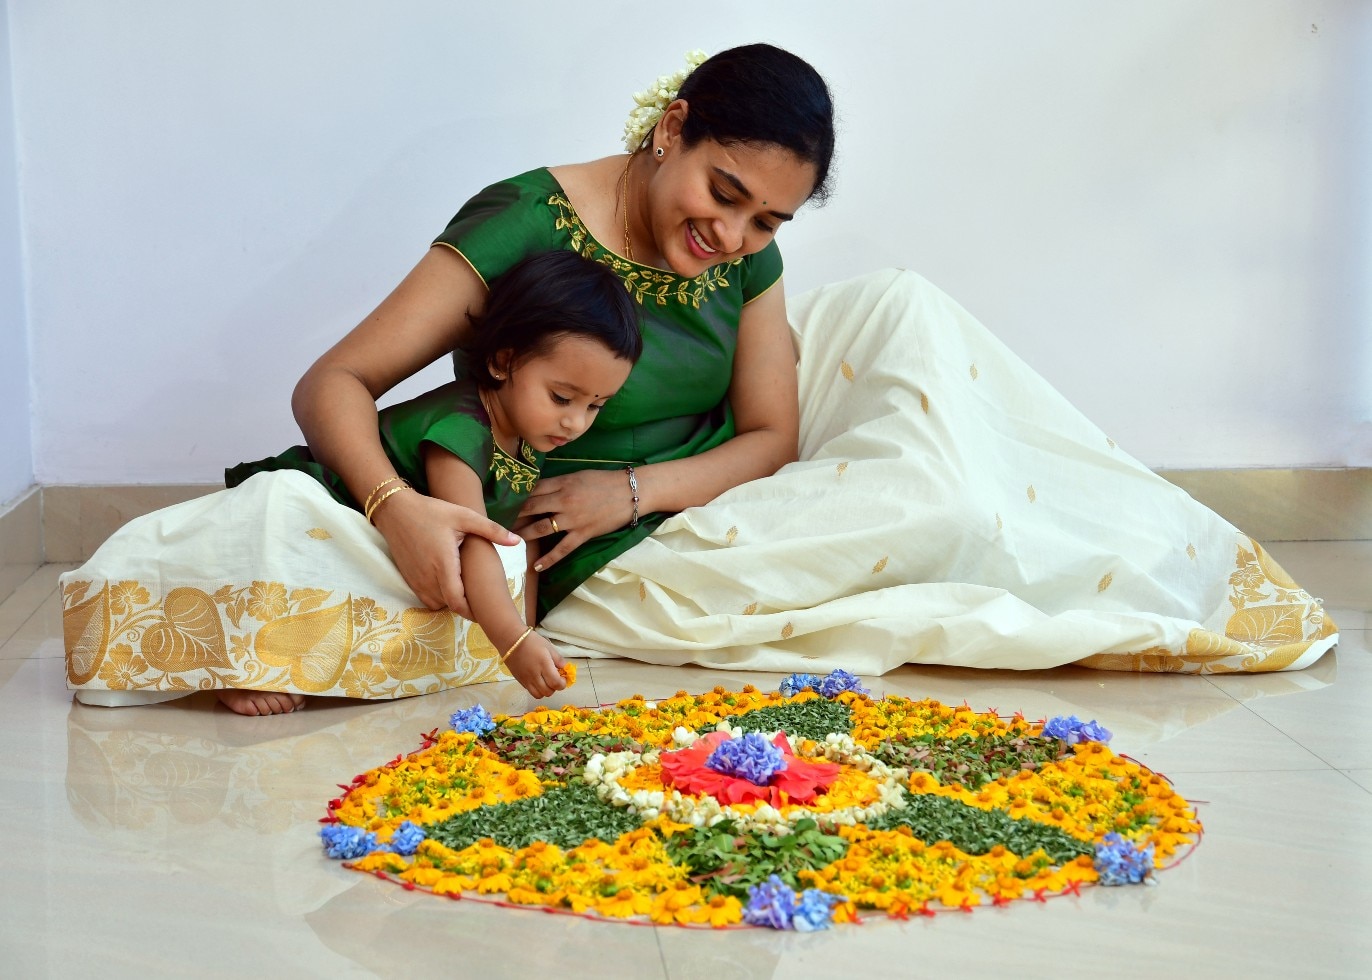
[1,540,1368,979]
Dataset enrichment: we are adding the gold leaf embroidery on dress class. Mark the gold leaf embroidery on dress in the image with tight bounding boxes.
[872,557,889,574]
[1107,438,1116,449]
[521,442,538,466]
[995,513,1003,530]
[781,623,795,640]
[836,462,848,477]
[1097,573,1113,592]
[547,193,737,308]
[63,574,515,697]
[490,443,539,494]
[381,609,457,680]
[1026,485,1037,503]
[840,361,855,381]
[1186,543,1197,561]
[726,526,739,545]
[306,528,332,540]
[142,588,230,673]
[743,602,758,616]
[969,364,979,380]
[638,582,647,602]
[920,392,930,414]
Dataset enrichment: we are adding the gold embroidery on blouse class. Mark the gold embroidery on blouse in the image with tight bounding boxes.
[490,443,539,494]
[521,442,538,466]
[547,193,739,308]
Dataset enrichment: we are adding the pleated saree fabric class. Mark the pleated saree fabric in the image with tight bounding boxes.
[539,270,1337,675]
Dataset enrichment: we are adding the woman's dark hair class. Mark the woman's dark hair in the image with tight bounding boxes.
[668,43,836,204]
[464,250,641,388]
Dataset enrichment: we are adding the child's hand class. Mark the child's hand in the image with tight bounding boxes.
[505,632,568,699]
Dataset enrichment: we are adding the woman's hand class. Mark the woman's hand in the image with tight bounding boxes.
[371,489,519,616]
[515,468,636,571]
[504,632,567,699]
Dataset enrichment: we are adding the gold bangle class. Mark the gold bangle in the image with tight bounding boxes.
[501,626,535,662]
[365,484,410,524]
[363,476,406,514]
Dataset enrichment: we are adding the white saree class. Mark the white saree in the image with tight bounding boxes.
[62,270,1335,705]
[540,270,1336,675]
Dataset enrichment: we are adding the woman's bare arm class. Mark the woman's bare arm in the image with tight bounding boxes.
[292,247,518,612]
[519,281,799,569]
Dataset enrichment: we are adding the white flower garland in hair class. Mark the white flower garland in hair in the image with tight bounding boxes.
[622,49,709,152]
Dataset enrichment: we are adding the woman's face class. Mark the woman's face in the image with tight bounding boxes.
[646,106,818,277]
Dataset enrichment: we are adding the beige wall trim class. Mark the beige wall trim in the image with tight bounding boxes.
[41,484,219,564]
[26,469,1372,571]
[0,486,43,606]
[1157,468,1371,543]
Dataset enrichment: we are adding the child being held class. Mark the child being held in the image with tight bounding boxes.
[225,250,641,712]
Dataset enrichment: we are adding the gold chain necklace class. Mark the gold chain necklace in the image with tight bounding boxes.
[619,155,635,262]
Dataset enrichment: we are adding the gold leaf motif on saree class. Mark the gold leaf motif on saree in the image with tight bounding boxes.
[142,588,231,673]
[382,608,457,680]
[64,583,111,685]
[1226,605,1305,645]
[254,599,355,693]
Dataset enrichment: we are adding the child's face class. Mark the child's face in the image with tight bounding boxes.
[491,335,632,453]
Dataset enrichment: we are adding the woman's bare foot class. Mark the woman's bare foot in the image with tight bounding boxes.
[216,690,306,716]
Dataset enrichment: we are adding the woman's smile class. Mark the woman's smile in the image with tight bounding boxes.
[685,220,719,259]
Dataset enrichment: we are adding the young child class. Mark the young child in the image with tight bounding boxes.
[225,249,641,710]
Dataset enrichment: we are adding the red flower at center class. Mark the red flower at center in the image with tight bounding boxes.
[658,731,842,806]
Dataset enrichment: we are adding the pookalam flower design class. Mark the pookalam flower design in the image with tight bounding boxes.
[318,684,1200,929]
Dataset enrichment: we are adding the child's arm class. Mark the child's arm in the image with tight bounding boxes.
[423,444,567,699]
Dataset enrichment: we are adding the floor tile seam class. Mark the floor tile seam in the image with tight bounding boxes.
[1231,693,1363,770]
[0,591,63,658]
[1337,771,1372,796]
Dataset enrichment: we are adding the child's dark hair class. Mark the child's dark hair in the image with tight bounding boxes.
[464,250,641,387]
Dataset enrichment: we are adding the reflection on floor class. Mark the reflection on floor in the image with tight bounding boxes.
[1,540,1368,978]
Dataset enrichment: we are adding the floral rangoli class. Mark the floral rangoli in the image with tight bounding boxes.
[318,670,1200,929]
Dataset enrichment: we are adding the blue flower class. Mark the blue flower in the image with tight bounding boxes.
[319,824,379,860]
[1042,714,1112,744]
[387,820,426,856]
[791,888,840,932]
[742,876,840,930]
[779,673,824,698]
[1094,832,1155,885]
[705,732,788,784]
[743,875,797,929]
[450,704,496,736]
[817,669,869,698]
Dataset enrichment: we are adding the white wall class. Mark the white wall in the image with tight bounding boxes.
[10,0,1370,484]
[0,0,31,505]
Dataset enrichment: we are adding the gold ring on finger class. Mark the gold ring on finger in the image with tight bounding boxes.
[550,517,561,534]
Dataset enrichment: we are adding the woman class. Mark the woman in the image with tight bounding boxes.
[291,44,831,621]
[62,44,1335,715]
